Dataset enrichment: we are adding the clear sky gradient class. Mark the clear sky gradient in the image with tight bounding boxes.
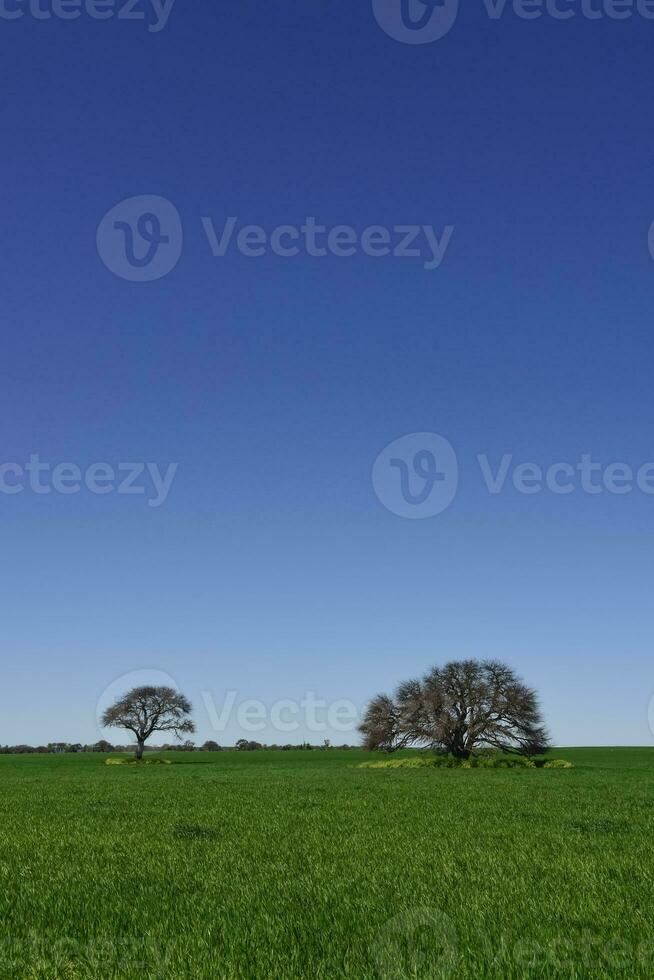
[2,1,654,746]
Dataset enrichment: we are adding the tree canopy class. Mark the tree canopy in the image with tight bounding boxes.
[101,685,195,760]
[359,659,550,759]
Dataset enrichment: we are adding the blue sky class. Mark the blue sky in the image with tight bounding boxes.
[2,1,654,747]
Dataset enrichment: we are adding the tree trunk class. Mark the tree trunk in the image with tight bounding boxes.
[135,739,145,761]
[449,732,470,759]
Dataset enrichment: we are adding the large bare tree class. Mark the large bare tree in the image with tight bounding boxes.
[359,660,550,759]
[101,685,195,760]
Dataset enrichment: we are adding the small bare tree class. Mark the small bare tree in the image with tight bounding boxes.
[359,660,550,759]
[101,685,195,760]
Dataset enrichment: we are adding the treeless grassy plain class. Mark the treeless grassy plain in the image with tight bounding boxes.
[1,747,652,978]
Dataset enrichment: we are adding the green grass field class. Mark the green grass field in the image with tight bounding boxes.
[1,747,653,978]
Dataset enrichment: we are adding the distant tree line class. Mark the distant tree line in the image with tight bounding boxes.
[0,741,134,755]
[233,739,351,751]
[0,739,356,755]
